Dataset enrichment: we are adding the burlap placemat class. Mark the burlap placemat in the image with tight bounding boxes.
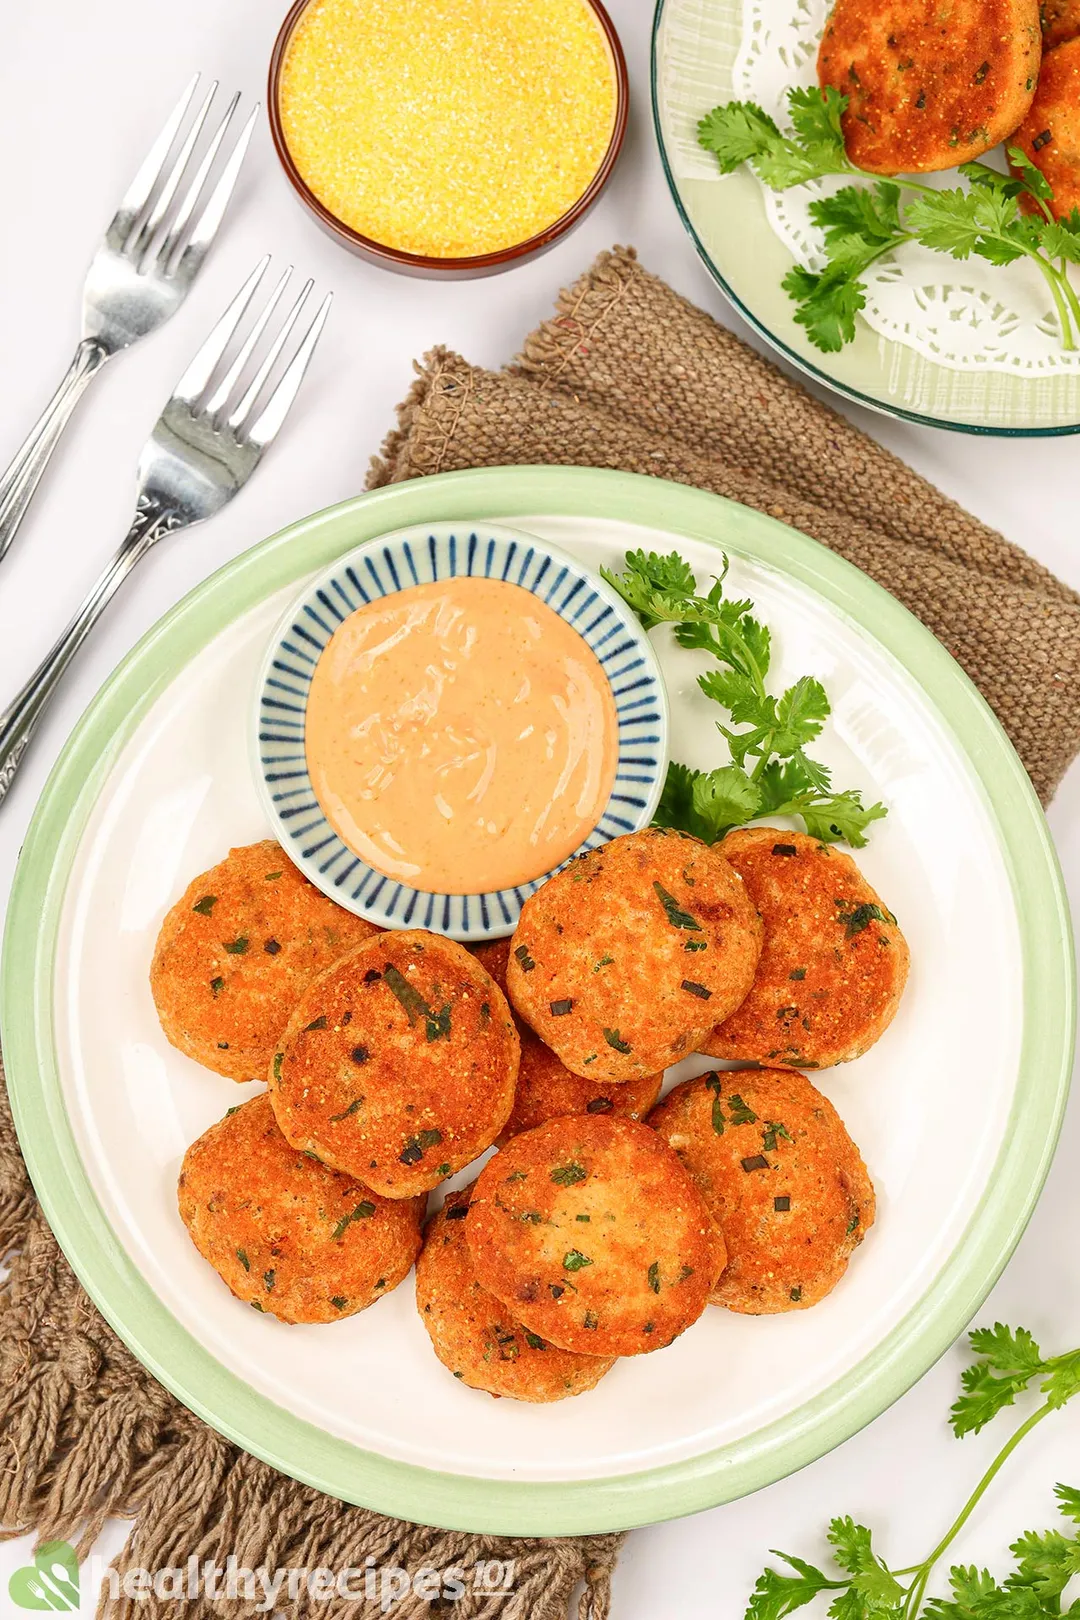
[3,244,1079,1620]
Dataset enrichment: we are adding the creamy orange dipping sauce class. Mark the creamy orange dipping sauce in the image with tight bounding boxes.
[305,578,619,895]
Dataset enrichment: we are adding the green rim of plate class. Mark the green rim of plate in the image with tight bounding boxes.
[650,0,1080,438]
[2,466,1073,1534]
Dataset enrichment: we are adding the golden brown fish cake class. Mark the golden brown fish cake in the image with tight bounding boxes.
[466,1115,726,1356]
[1042,0,1080,47]
[506,828,762,1083]
[649,1069,875,1314]
[1013,38,1080,216]
[270,930,519,1198]
[150,841,378,1082]
[177,1094,424,1324]
[415,1187,616,1401]
[701,829,909,1070]
[472,939,663,1141]
[818,0,1041,174]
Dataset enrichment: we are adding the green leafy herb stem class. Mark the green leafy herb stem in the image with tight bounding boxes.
[698,86,1080,353]
[601,549,886,848]
[744,1324,1080,1620]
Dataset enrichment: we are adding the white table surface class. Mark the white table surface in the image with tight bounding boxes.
[2,2,1079,1614]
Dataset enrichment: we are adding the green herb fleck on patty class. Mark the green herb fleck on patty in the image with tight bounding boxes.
[524,1331,546,1350]
[223,937,248,954]
[728,1094,758,1126]
[514,944,536,973]
[603,1028,632,1054]
[705,1073,726,1135]
[192,894,217,915]
[332,1201,376,1240]
[263,1269,276,1291]
[653,882,702,931]
[330,1295,347,1310]
[763,1121,794,1152]
[563,1249,592,1272]
[304,1015,327,1032]
[836,900,894,939]
[329,1098,364,1122]
[236,1248,250,1271]
[551,1162,588,1187]
[400,1128,443,1165]
[210,976,225,997]
[648,1261,661,1294]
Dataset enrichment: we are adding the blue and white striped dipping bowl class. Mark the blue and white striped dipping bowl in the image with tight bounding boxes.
[252,521,669,940]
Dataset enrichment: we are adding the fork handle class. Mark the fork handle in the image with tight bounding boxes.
[0,338,109,568]
[0,494,186,806]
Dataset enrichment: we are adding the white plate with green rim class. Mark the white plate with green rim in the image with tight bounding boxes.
[2,466,1073,1534]
[651,0,1080,436]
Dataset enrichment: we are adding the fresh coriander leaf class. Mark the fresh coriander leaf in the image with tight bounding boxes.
[800,792,888,848]
[827,1592,873,1620]
[810,181,902,245]
[828,1518,876,1576]
[757,757,818,813]
[1044,1351,1080,1410]
[774,677,830,756]
[693,766,763,840]
[1005,145,1056,202]
[746,1553,839,1619]
[698,101,788,175]
[1056,1486,1080,1526]
[968,1324,1044,1376]
[782,263,869,353]
[654,762,712,843]
[951,1361,1030,1438]
[787,85,849,163]
[1038,220,1080,265]
[698,667,764,724]
[1009,1527,1080,1598]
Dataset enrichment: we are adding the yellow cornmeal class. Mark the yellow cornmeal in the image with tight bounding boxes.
[278,0,617,259]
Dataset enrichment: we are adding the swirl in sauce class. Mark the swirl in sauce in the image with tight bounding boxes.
[304,578,619,895]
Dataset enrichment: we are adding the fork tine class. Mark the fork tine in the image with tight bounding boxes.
[172,256,269,405]
[204,266,292,417]
[130,79,218,257]
[240,293,332,451]
[173,104,259,276]
[109,72,200,236]
[157,91,239,269]
[227,279,311,431]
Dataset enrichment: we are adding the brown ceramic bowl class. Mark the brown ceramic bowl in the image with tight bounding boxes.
[267,0,629,280]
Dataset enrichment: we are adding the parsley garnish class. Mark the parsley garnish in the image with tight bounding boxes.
[653,882,702,931]
[742,1324,1080,1619]
[602,549,886,848]
[697,86,1080,353]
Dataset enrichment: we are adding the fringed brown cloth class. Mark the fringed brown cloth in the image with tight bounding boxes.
[3,244,1079,1620]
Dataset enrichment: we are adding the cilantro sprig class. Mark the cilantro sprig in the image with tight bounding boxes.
[601,548,886,848]
[698,87,1080,353]
[746,1324,1080,1620]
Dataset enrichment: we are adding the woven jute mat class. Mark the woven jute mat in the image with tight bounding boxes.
[3,244,1080,1620]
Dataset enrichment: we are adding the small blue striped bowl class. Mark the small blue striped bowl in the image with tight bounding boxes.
[252,521,669,940]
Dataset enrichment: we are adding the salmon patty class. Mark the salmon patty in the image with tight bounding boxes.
[415,1186,616,1400]
[270,930,519,1197]
[1014,38,1080,218]
[151,841,378,1082]
[649,1069,875,1314]
[507,828,762,1082]
[702,829,909,1070]
[178,1094,424,1324]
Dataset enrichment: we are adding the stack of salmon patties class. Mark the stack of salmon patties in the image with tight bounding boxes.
[155,822,907,1401]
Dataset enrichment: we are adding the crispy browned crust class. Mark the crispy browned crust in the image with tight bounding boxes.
[1013,38,1080,215]
[177,1094,424,1324]
[648,1069,875,1314]
[505,828,762,1082]
[818,0,1041,173]
[150,841,379,1082]
[472,939,662,1141]
[701,829,909,1070]
[1042,0,1080,48]
[415,1187,616,1401]
[269,930,519,1198]
[466,1116,726,1357]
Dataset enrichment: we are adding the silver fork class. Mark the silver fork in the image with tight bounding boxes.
[0,74,257,568]
[0,258,331,805]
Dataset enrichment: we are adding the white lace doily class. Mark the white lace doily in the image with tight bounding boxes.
[724,0,1080,375]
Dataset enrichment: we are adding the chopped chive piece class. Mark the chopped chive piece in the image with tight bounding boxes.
[363,968,382,983]
[586,1096,613,1113]
[582,1054,598,1065]
[225,1105,241,1117]
[524,1331,546,1350]
[603,1028,631,1054]
[263,939,282,956]
[790,1286,803,1302]
[772,844,798,857]
[594,955,614,971]
[330,1296,347,1310]
[648,1261,661,1294]
[583,1310,599,1330]
[550,999,574,1017]
[680,980,712,1000]
[304,1016,327,1031]
[653,882,702,931]
[575,1213,591,1222]
[272,1052,283,1080]
[263,1269,276,1291]
[350,1045,370,1065]
[192,895,217,915]
[329,1098,364,1122]
[789,967,806,980]
[774,1196,792,1213]
[332,1201,376,1240]
[741,1155,769,1173]
[264,871,283,881]
[562,1249,592,1272]
[251,1300,265,1311]
[400,1128,443,1164]
[236,1248,250,1271]
[217,1041,229,1050]
[684,939,708,952]
[643,1322,654,1334]
[446,1203,469,1220]
[210,976,225,996]
[847,1211,861,1236]
[223,937,248,954]
[549,1284,565,1299]
[514,944,536,972]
